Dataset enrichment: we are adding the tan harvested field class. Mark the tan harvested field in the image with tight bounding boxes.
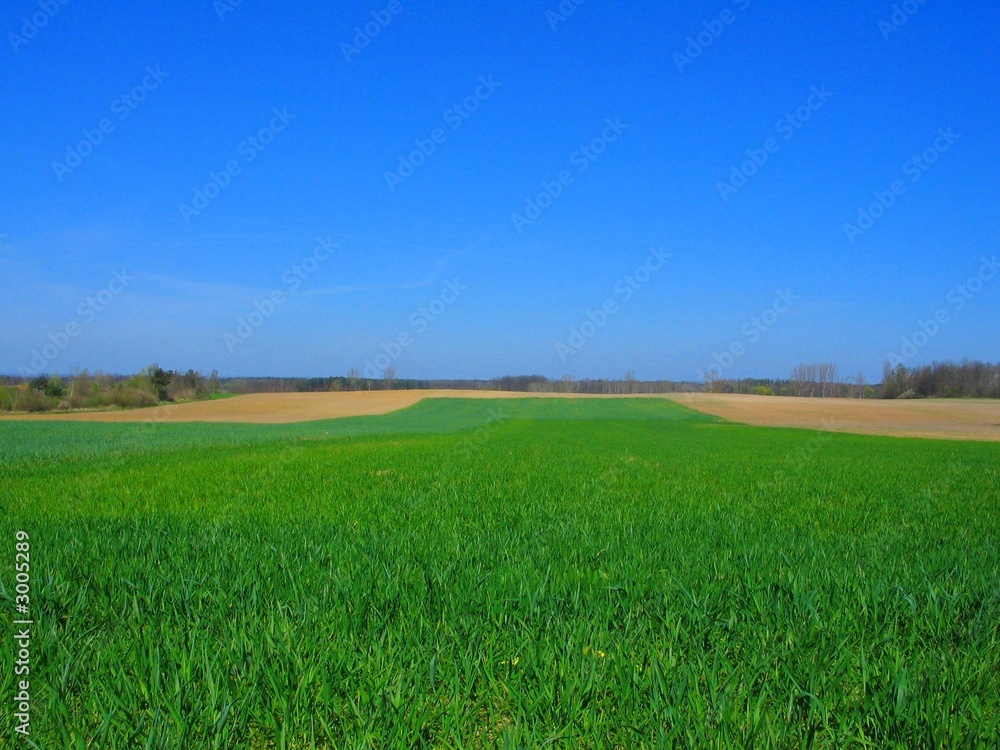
[3,390,999,441]
[0,390,605,424]
[671,392,1000,442]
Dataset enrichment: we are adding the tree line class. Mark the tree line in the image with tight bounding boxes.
[3,359,997,413]
[0,368,694,412]
[0,365,219,413]
[881,360,1000,399]
[223,371,697,395]
[705,359,998,399]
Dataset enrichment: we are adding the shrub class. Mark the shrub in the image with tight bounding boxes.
[67,392,89,409]
[14,388,56,412]
[168,387,197,402]
[45,374,66,399]
[110,386,157,409]
[750,386,775,396]
[70,371,93,400]
[171,369,205,398]
[0,386,13,412]
[85,393,108,409]
[119,377,159,405]
[142,364,173,401]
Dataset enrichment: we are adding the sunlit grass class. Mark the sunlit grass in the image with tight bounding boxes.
[1,398,998,747]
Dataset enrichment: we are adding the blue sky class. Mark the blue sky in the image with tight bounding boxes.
[2,0,998,380]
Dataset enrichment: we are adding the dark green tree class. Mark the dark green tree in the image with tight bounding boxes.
[144,364,173,401]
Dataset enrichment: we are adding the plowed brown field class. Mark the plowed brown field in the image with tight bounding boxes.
[671,392,1000,442]
[0,390,598,424]
[3,390,998,441]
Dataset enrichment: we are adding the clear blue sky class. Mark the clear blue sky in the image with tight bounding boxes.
[2,0,998,381]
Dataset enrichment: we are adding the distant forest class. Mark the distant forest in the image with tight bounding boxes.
[0,359,996,413]
[704,360,999,400]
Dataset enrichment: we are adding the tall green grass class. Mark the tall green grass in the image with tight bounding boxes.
[1,399,998,747]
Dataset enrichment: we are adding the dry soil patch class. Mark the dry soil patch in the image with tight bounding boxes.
[0,390,600,424]
[669,392,1000,442]
[3,390,998,441]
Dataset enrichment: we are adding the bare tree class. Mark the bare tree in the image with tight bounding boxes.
[346,367,360,391]
[623,370,636,394]
[704,369,719,393]
[793,363,834,397]
[383,366,396,389]
[560,374,575,393]
[792,363,817,397]
[854,371,865,398]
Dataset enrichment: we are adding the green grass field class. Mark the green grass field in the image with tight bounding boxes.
[1,398,998,748]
